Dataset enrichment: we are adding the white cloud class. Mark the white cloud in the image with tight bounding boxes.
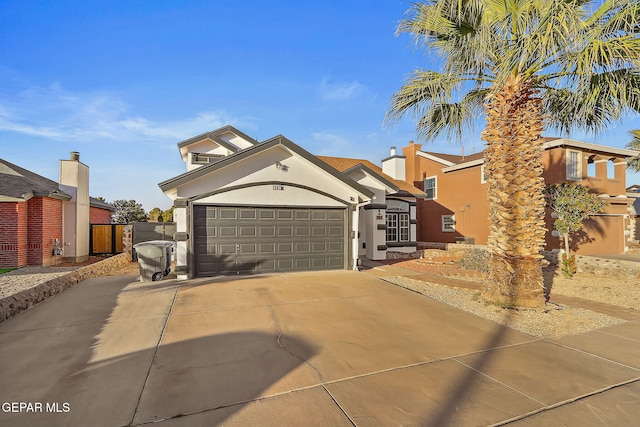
[319,78,367,101]
[0,83,243,143]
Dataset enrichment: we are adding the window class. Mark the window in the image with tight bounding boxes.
[385,214,397,242]
[442,215,455,232]
[607,159,616,179]
[192,153,224,165]
[587,156,596,177]
[399,214,410,241]
[386,213,410,242]
[385,199,411,243]
[566,150,582,180]
[424,176,437,200]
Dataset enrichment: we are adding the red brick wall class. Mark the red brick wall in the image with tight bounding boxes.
[90,207,112,224]
[0,202,28,268]
[26,197,63,266]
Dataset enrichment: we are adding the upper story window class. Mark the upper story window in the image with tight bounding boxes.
[424,176,437,200]
[587,156,596,177]
[566,150,582,181]
[607,159,616,179]
[192,153,224,165]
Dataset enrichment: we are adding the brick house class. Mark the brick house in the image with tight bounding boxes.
[401,138,639,255]
[0,153,113,268]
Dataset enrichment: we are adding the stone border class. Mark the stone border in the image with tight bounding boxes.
[0,253,132,323]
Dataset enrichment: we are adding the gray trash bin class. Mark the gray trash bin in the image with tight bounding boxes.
[133,240,175,282]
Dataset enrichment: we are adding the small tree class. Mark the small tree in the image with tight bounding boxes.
[545,182,607,277]
[148,207,164,222]
[162,206,174,222]
[112,199,148,223]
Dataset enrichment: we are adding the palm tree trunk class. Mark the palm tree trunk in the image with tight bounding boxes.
[481,75,547,308]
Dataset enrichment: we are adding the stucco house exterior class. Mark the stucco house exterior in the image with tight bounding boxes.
[159,126,424,279]
[318,154,425,260]
[402,138,639,255]
[0,153,112,268]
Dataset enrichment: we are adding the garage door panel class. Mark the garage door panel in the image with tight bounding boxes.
[219,226,237,237]
[194,206,346,276]
[278,227,293,236]
[240,226,257,237]
[258,243,276,254]
[277,242,294,253]
[259,227,276,237]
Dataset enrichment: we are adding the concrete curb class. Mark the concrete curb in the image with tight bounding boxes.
[0,253,132,323]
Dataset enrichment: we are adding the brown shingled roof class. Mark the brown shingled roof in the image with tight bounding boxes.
[317,156,425,197]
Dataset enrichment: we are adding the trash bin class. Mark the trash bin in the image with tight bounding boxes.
[133,240,175,282]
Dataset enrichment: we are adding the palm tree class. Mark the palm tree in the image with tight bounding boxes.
[386,0,640,308]
[627,129,640,171]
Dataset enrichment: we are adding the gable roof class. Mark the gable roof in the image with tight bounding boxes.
[318,156,426,198]
[159,135,375,201]
[0,158,72,202]
[90,197,116,211]
[177,125,258,152]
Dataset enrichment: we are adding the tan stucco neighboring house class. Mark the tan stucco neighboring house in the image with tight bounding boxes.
[159,126,376,279]
[402,138,639,255]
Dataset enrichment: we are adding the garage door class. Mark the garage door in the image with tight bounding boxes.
[193,206,346,276]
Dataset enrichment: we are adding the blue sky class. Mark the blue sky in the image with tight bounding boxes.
[2,0,639,211]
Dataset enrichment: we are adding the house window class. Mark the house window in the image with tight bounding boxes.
[607,159,616,179]
[385,214,397,242]
[385,199,411,243]
[442,215,455,232]
[424,176,437,200]
[587,156,596,177]
[566,150,581,180]
[192,153,224,165]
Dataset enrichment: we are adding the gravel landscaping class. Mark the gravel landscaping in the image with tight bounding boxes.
[381,257,639,339]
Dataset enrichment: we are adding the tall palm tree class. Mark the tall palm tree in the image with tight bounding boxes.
[387,0,640,308]
[628,129,640,171]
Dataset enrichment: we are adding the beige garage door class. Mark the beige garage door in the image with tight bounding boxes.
[193,206,346,276]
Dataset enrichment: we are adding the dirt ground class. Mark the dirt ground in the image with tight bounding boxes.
[384,256,640,311]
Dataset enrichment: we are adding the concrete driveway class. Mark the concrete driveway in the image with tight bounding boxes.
[0,268,639,426]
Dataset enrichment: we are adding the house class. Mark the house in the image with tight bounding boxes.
[89,197,116,223]
[0,153,112,267]
[627,185,640,244]
[318,152,425,260]
[402,138,639,255]
[158,126,423,279]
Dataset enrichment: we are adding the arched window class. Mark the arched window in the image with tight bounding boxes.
[587,156,596,177]
[607,159,616,179]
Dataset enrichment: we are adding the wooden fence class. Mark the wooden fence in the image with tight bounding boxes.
[90,224,126,255]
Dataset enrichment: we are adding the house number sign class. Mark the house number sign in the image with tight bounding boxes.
[272,185,285,191]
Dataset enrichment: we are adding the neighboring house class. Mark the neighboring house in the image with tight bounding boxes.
[627,185,640,243]
[0,152,107,268]
[159,126,395,279]
[90,197,116,223]
[402,138,639,255]
[318,152,425,260]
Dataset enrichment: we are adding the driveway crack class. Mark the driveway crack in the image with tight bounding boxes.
[267,305,357,426]
[267,304,325,383]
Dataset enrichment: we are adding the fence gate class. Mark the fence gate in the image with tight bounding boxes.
[90,224,125,255]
